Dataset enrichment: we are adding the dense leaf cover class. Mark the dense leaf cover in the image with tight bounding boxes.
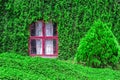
[75,20,120,68]
[0,53,120,80]
[0,0,120,59]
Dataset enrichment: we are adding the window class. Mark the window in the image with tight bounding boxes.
[29,20,58,57]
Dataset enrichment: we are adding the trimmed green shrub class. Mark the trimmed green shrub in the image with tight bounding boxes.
[75,20,120,68]
[0,0,120,59]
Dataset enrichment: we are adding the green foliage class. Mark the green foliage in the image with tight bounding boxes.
[0,0,120,59]
[75,20,120,68]
[0,53,120,80]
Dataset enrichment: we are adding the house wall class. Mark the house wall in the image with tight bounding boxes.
[0,0,120,59]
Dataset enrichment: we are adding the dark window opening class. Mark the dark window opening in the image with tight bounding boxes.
[31,39,36,54]
[53,23,57,36]
[31,23,36,36]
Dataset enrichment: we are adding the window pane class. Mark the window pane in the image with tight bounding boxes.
[31,23,36,36]
[35,21,43,36]
[31,39,42,54]
[53,40,56,54]
[36,39,42,54]
[45,23,53,36]
[45,39,56,55]
[53,23,57,36]
[30,39,36,54]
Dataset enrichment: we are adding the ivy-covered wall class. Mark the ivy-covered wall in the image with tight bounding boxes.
[0,0,120,59]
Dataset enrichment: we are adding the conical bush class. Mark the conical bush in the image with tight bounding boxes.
[75,20,120,68]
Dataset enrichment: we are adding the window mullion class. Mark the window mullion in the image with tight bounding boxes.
[42,21,45,56]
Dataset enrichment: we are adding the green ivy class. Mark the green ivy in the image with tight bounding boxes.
[0,0,120,59]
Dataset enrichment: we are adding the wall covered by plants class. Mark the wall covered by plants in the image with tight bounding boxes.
[0,0,120,59]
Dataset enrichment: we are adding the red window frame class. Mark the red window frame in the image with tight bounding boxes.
[28,20,58,57]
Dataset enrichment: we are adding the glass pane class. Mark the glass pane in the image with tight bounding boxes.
[35,21,43,36]
[36,39,42,54]
[45,39,56,55]
[53,40,56,54]
[45,23,53,36]
[31,23,36,36]
[53,23,57,36]
[30,39,42,54]
[30,39,36,54]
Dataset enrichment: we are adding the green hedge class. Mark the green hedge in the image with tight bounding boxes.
[0,0,120,59]
[75,20,120,68]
